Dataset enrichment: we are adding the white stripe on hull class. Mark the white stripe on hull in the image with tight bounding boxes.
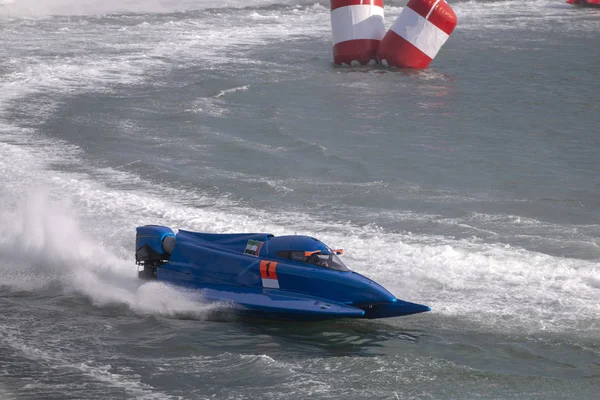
[261,278,279,289]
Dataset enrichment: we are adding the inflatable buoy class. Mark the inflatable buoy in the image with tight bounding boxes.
[330,0,386,66]
[377,0,457,68]
[566,0,600,5]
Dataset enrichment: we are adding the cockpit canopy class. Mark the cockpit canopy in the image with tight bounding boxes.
[262,235,348,271]
[275,250,348,271]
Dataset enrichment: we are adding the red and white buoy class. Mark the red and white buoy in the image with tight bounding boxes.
[566,0,600,6]
[377,0,457,68]
[330,0,386,66]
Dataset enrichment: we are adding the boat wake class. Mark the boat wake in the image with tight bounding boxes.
[0,191,222,320]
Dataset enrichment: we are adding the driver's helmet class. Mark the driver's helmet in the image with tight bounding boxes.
[307,253,328,267]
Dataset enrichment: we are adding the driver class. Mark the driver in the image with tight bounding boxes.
[308,253,328,268]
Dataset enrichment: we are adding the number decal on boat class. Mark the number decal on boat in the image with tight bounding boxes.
[260,260,279,289]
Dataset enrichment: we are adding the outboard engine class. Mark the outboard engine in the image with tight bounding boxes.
[135,225,175,280]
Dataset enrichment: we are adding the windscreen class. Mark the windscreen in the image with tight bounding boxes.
[309,253,348,271]
[277,251,349,271]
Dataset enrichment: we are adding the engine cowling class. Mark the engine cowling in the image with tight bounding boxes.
[135,225,175,265]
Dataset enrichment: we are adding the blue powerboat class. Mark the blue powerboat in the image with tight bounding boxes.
[135,225,430,321]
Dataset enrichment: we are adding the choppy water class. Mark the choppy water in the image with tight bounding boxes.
[1,0,599,399]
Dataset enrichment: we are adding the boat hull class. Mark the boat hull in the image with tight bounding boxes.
[136,225,431,321]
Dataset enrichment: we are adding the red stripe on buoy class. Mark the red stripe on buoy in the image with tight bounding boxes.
[331,0,384,11]
[404,0,456,36]
[427,2,457,35]
[333,39,380,65]
[406,0,435,19]
[378,33,432,69]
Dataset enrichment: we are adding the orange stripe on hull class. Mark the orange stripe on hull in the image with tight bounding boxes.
[260,260,278,280]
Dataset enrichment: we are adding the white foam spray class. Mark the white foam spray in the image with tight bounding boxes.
[0,0,315,17]
[0,190,223,320]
